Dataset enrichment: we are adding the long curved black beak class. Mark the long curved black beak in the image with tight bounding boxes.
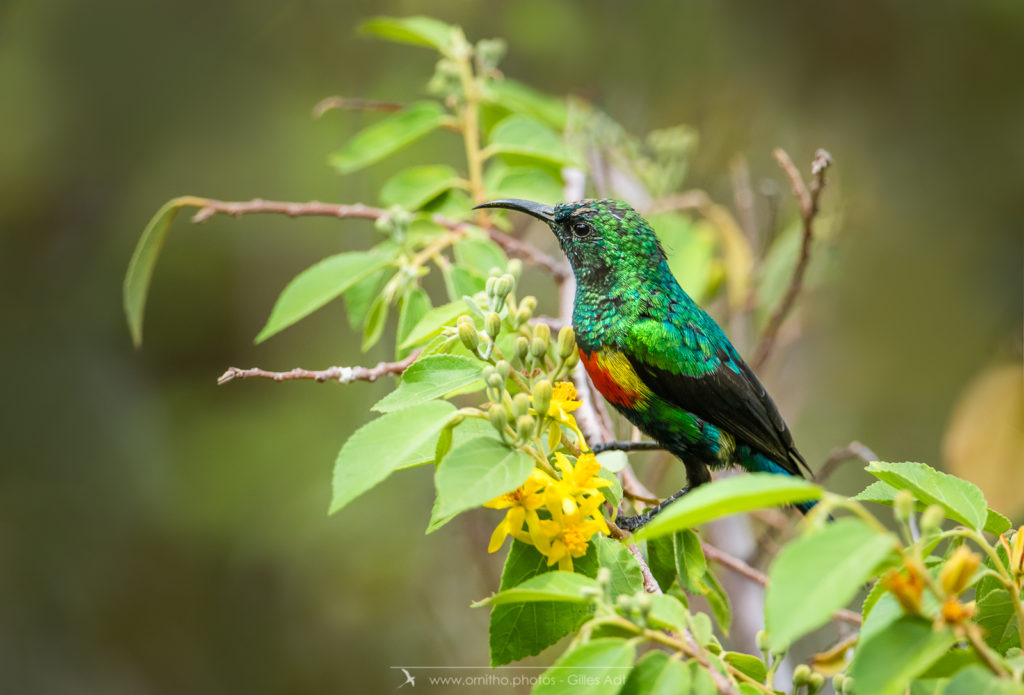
[474,199,555,223]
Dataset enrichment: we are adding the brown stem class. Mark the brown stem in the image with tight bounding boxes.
[816,440,879,483]
[217,351,419,386]
[750,148,832,370]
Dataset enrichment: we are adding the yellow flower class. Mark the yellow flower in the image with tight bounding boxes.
[542,494,610,572]
[554,452,612,496]
[485,469,554,553]
[543,382,588,451]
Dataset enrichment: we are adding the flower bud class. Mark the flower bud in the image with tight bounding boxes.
[939,545,981,596]
[517,414,536,439]
[530,337,547,359]
[515,308,532,326]
[511,393,531,418]
[1007,527,1024,578]
[487,373,505,390]
[634,591,652,616]
[615,594,633,611]
[507,259,522,279]
[755,630,771,653]
[485,312,502,339]
[808,673,826,694]
[488,404,508,433]
[596,567,612,587]
[533,322,550,344]
[495,360,511,381]
[514,336,530,362]
[894,489,915,522]
[495,275,513,300]
[532,380,553,415]
[793,664,811,687]
[841,676,855,694]
[485,276,498,297]
[565,349,580,368]
[832,674,846,694]
[458,316,479,352]
[940,596,976,625]
[883,562,924,614]
[520,296,537,314]
[557,326,576,359]
[920,504,945,533]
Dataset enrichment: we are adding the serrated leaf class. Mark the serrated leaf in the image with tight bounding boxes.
[673,529,707,593]
[475,571,599,606]
[634,474,821,541]
[431,437,533,524]
[647,593,689,633]
[848,617,957,695]
[943,665,1022,695]
[533,638,635,695]
[359,15,455,51]
[329,401,455,514]
[123,198,189,346]
[486,79,569,129]
[256,250,393,343]
[976,584,1022,653]
[595,536,644,599]
[484,114,580,167]
[489,540,596,666]
[373,355,482,412]
[866,461,988,532]
[329,101,446,174]
[766,518,897,650]
[399,300,466,348]
[380,164,463,210]
[855,479,1011,535]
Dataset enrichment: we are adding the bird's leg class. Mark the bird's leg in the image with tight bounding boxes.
[591,440,663,454]
[615,486,692,532]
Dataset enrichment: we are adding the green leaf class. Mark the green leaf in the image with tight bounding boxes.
[635,474,822,541]
[598,468,622,510]
[533,638,635,695]
[256,250,393,343]
[646,535,676,592]
[976,584,1022,653]
[359,15,455,51]
[395,285,431,358]
[344,267,389,330]
[329,101,447,174]
[399,300,466,348]
[484,115,580,167]
[475,571,599,606]
[766,518,897,650]
[486,79,569,129]
[854,480,1011,535]
[723,652,767,683]
[489,540,596,666]
[621,651,691,695]
[483,162,564,206]
[647,593,689,633]
[673,529,707,593]
[431,437,533,524]
[918,648,979,679]
[944,665,1023,695]
[865,461,988,532]
[702,566,732,636]
[453,236,509,276]
[360,293,389,351]
[329,401,455,514]
[123,198,188,347]
[848,617,957,695]
[373,355,482,412]
[594,536,644,598]
[595,450,628,473]
[380,164,463,210]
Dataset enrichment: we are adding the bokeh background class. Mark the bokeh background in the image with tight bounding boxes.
[2,1,1021,692]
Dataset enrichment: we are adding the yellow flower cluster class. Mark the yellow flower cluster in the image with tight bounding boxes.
[486,450,611,572]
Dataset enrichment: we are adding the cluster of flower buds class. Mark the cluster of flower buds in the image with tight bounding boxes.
[372,206,413,242]
[792,664,826,694]
[485,270,516,313]
[832,673,854,695]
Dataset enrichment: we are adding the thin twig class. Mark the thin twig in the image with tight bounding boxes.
[592,440,663,454]
[750,149,832,370]
[217,352,419,386]
[181,196,567,279]
[312,96,404,118]
[627,543,663,594]
[816,440,879,483]
[703,541,862,626]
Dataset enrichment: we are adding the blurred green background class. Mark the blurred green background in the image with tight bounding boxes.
[2,1,1021,692]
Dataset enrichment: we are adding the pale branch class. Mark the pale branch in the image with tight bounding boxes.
[217,352,419,386]
[750,149,832,370]
[703,541,862,627]
[627,543,663,594]
[312,96,404,118]
[816,440,879,483]
[183,197,568,280]
[592,440,663,454]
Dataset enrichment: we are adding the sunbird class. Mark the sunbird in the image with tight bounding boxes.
[475,198,813,530]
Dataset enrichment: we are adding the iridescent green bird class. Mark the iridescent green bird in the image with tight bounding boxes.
[476,198,813,530]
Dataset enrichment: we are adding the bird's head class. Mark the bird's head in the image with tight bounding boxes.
[474,198,668,287]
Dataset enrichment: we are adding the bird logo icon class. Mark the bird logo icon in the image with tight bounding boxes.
[398,668,415,688]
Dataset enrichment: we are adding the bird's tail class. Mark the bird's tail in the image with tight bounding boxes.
[740,450,818,516]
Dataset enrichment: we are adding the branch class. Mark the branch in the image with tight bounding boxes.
[217,352,419,386]
[626,542,663,594]
[184,197,568,280]
[703,541,862,626]
[816,440,879,483]
[750,149,832,370]
[592,440,663,454]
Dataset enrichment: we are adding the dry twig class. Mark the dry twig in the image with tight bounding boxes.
[218,352,419,386]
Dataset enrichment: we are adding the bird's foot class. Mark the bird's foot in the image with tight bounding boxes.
[591,440,663,454]
[616,486,691,532]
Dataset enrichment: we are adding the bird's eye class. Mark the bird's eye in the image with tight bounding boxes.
[572,222,591,238]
